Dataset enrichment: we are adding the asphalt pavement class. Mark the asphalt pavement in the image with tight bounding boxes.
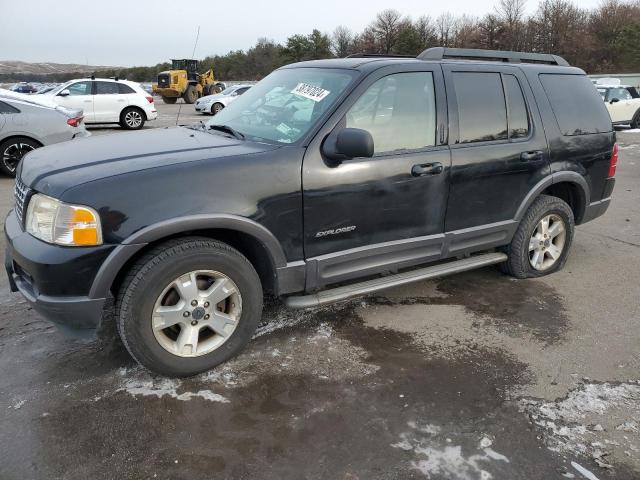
[0,105,638,479]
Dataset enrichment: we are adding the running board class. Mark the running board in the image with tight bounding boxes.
[284,252,507,309]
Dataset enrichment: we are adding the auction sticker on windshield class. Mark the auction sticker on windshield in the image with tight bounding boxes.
[291,83,331,102]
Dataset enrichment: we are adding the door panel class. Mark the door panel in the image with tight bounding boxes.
[302,66,450,288]
[54,81,95,122]
[443,65,549,232]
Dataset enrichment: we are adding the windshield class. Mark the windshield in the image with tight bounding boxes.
[206,68,357,144]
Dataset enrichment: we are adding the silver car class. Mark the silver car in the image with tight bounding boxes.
[194,84,253,115]
[0,90,89,176]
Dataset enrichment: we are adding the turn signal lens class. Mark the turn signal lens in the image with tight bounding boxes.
[25,194,102,246]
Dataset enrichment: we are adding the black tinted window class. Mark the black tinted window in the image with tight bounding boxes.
[0,101,19,113]
[118,83,136,94]
[540,74,612,135]
[96,82,119,95]
[453,72,507,143]
[503,74,529,139]
[236,87,250,95]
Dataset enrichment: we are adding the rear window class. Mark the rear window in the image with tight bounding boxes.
[453,72,507,143]
[0,101,20,113]
[539,74,612,136]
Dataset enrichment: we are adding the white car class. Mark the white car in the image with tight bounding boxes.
[46,78,158,129]
[194,84,252,115]
[596,81,640,128]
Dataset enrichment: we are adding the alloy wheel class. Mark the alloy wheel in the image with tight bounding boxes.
[528,214,566,271]
[124,110,143,128]
[2,142,35,173]
[152,270,242,357]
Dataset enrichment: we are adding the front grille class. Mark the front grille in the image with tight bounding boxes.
[158,73,170,88]
[14,178,30,227]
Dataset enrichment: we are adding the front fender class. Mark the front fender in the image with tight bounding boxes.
[88,214,287,299]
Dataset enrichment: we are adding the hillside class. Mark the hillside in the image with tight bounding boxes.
[0,60,117,75]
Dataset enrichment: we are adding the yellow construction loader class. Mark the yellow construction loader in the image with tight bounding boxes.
[152,59,225,104]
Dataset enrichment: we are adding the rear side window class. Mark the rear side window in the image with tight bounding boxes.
[118,83,136,94]
[453,72,507,143]
[503,74,530,139]
[539,74,612,135]
[96,82,119,95]
[0,101,20,113]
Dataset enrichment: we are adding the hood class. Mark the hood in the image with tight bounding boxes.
[20,126,280,198]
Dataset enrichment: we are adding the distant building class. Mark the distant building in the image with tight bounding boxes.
[589,73,640,89]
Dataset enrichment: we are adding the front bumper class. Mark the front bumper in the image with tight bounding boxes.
[5,209,115,330]
[195,103,211,112]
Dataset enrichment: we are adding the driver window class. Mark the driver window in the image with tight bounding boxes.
[346,72,436,155]
[66,81,93,96]
[609,88,632,101]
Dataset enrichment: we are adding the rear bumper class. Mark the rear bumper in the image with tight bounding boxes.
[4,209,113,330]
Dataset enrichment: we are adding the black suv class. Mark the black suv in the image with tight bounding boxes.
[5,48,616,376]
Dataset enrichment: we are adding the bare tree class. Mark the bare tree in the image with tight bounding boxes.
[373,9,403,53]
[436,12,458,47]
[495,0,526,50]
[414,15,437,50]
[332,26,353,57]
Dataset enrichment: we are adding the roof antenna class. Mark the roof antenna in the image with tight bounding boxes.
[176,25,200,126]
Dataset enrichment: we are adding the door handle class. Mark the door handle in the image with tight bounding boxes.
[411,162,443,177]
[520,150,544,162]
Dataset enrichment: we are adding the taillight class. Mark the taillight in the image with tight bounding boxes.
[608,143,618,178]
[146,96,154,103]
[67,116,83,127]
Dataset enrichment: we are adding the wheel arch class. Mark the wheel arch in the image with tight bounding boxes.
[89,215,288,300]
[0,134,44,148]
[121,105,147,121]
[515,172,589,225]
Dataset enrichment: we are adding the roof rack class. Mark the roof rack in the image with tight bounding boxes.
[345,53,416,59]
[417,47,570,66]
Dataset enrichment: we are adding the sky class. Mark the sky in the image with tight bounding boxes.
[0,0,605,67]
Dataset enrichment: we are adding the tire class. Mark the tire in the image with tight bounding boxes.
[162,96,177,104]
[120,107,145,130]
[116,237,263,377]
[183,85,198,104]
[631,110,640,129]
[212,102,224,115]
[500,195,574,279]
[213,83,225,94]
[0,137,40,177]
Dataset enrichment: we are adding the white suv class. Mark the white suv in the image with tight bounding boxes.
[46,78,158,129]
[596,82,640,128]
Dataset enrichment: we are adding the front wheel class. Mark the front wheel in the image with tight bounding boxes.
[120,107,145,130]
[183,85,198,104]
[116,238,263,377]
[212,102,224,115]
[631,110,640,129]
[500,195,574,279]
[0,137,40,176]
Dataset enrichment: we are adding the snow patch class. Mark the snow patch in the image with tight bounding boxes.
[120,377,229,403]
[392,424,508,479]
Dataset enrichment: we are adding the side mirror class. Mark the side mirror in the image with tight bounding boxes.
[58,89,70,97]
[231,91,238,97]
[610,98,620,104]
[323,128,374,162]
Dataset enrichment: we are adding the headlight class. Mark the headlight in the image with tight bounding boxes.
[25,194,102,246]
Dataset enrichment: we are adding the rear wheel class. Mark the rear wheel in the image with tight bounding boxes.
[120,107,145,130]
[500,195,574,279]
[162,96,177,104]
[212,102,224,115]
[0,137,40,177]
[183,85,198,104]
[116,238,263,377]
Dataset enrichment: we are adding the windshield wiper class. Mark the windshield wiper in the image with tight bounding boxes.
[208,124,245,140]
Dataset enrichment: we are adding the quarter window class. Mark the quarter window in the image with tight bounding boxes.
[540,74,612,136]
[503,74,530,139]
[453,72,507,143]
[0,101,19,113]
[346,72,437,154]
[118,83,136,94]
